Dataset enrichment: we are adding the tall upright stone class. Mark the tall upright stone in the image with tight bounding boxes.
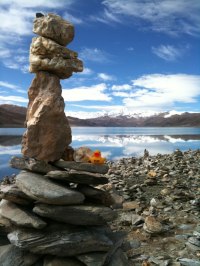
[22,13,83,162]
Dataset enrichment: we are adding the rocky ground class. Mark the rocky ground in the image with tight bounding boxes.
[104,149,200,265]
[0,149,200,266]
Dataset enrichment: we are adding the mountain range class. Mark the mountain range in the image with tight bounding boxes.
[0,104,200,127]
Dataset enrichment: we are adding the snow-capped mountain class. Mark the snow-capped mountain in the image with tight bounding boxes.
[1,104,200,127]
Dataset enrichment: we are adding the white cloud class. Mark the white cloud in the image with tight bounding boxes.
[98,73,114,81]
[112,91,129,97]
[80,68,93,75]
[0,0,78,72]
[122,74,200,111]
[80,48,111,63]
[62,83,112,102]
[0,95,28,104]
[112,84,131,91]
[152,45,183,61]
[0,0,73,9]
[127,47,134,51]
[63,12,84,25]
[102,0,200,36]
[90,8,121,24]
[0,81,26,93]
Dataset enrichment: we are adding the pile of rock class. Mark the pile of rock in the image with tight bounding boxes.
[0,156,129,265]
[22,13,83,162]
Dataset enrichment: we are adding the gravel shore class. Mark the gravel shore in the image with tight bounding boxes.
[105,149,200,265]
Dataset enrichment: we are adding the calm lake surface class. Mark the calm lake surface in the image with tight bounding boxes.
[1,127,200,178]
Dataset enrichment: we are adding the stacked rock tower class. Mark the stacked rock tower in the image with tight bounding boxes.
[22,13,83,162]
[0,13,129,265]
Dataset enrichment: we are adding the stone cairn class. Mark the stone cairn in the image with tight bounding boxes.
[0,14,129,265]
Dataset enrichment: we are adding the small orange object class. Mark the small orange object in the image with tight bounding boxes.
[88,150,106,164]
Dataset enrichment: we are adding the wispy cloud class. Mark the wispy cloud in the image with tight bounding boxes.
[0,0,78,72]
[90,8,121,24]
[0,81,26,93]
[80,48,111,63]
[63,12,84,25]
[102,0,200,36]
[79,67,93,75]
[62,83,112,102]
[122,74,200,111]
[152,45,186,61]
[112,84,131,91]
[0,95,28,104]
[97,73,114,81]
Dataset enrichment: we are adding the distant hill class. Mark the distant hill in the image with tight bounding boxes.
[0,104,26,128]
[0,104,200,127]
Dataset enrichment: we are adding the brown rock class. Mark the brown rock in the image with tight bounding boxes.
[123,201,140,210]
[143,216,163,234]
[21,71,71,162]
[29,36,83,79]
[33,13,74,46]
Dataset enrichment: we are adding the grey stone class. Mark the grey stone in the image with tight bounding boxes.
[16,171,85,205]
[0,199,46,229]
[77,252,108,266]
[131,214,144,226]
[10,156,58,174]
[44,256,85,266]
[0,244,40,266]
[0,184,32,205]
[7,225,113,256]
[53,160,109,174]
[76,184,113,207]
[45,169,108,185]
[177,258,200,266]
[107,248,129,266]
[188,236,200,247]
[33,203,117,225]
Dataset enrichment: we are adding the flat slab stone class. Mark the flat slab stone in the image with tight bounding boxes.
[76,184,112,206]
[0,184,33,205]
[0,199,46,229]
[44,256,85,266]
[45,169,108,185]
[0,244,40,266]
[16,171,85,205]
[53,160,109,174]
[77,252,108,266]
[107,248,129,266]
[10,156,58,174]
[8,225,113,256]
[33,204,117,225]
[0,213,12,229]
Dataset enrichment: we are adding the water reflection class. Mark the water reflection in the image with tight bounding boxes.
[0,127,200,178]
[71,134,200,160]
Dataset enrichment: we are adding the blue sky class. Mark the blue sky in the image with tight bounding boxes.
[0,0,200,118]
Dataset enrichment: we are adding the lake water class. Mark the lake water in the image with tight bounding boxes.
[1,127,200,179]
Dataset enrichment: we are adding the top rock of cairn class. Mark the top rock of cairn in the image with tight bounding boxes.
[33,13,74,46]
